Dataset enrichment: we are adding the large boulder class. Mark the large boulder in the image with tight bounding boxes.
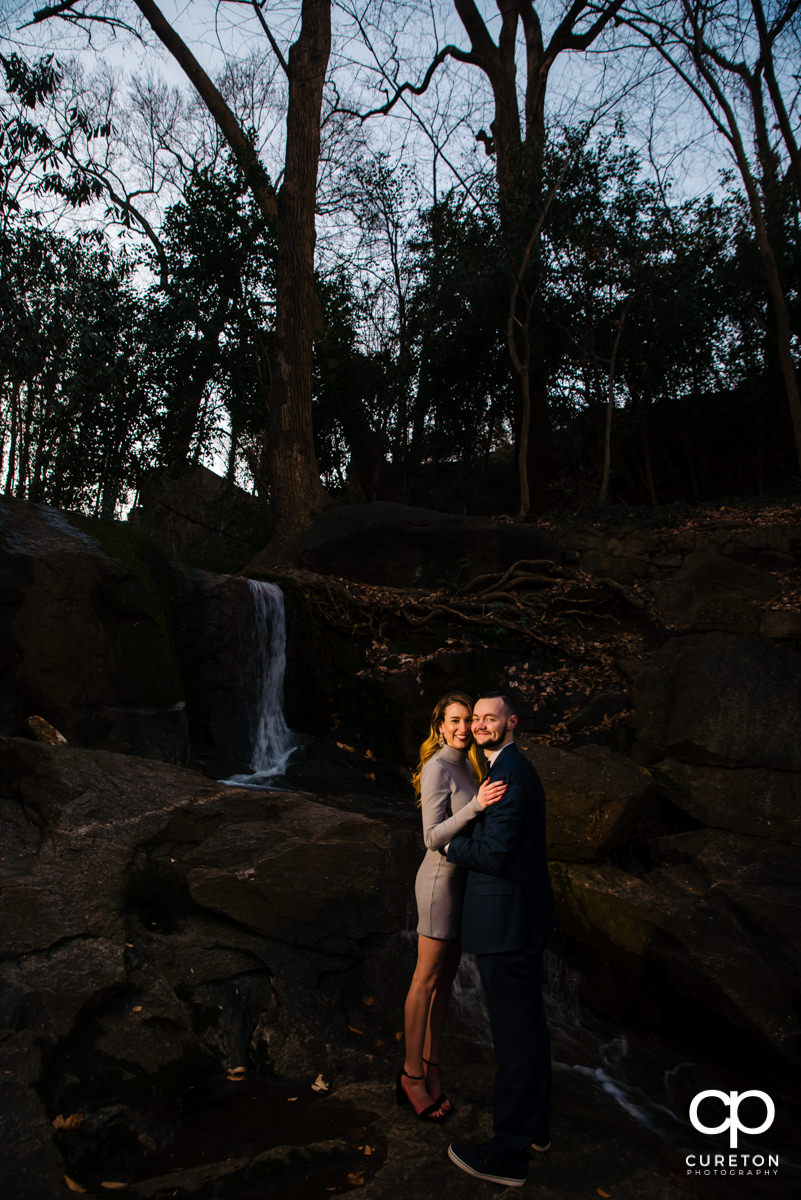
[655,829,801,995]
[657,759,801,846]
[0,497,188,762]
[528,744,655,862]
[129,465,267,574]
[550,856,801,1063]
[633,632,801,769]
[653,551,780,633]
[0,737,418,1199]
[169,566,266,768]
[258,501,562,588]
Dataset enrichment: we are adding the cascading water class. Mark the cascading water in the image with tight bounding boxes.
[542,951,801,1189]
[223,580,298,787]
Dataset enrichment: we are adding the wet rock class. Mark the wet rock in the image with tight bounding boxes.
[335,1072,691,1200]
[550,859,801,1063]
[653,829,801,993]
[657,759,801,845]
[0,497,188,761]
[1,937,125,1041]
[169,566,263,767]
[531,745,655,862]
[0,738,214,960]
[127,1138,357,1200]
[0,1031,66,1200]
[633,633,801,769]
[0,736,414,1190]
[269,501,562,588]
[183,804,395,945]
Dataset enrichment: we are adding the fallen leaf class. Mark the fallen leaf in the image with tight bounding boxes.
[226,1066,247,1081]
[100,1184,128,1190]
[311,1073,329,1092]
[597,1190,612,1198]
[64,1177,87,1193]
[347,1174,365,1186]
[131,1006,142,1014]
[363,1145,373,1156]
[348,1025,365,1035]
[365,749,376,759]
[336,742,355,753]
[365,772,376,781]
[287,1096,298,1102]
[362,996,375,1007]
[53,1114,83,1131]
[394,1030,403,1041]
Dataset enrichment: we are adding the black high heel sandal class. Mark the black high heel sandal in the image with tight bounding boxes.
[423,1058,455,1115]
[395,1067,449,1122]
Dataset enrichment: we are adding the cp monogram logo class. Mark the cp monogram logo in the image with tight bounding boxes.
[689,1090,775,1149]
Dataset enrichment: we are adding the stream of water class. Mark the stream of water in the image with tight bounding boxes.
[222,579,298,787]
[448,947,800,1196]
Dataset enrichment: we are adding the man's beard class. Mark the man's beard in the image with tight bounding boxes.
[477,719,509,750]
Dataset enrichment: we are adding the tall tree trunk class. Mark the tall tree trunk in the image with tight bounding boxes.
[268,0,330,555]
[452,0,623,508]
[728,94,801,472]
[4,380,19,495]
[126,0,329,551]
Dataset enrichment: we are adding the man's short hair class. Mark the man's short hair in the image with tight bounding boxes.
[477,691,517,717]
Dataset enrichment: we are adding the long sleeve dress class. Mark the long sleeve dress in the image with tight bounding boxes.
[414,745,482,939]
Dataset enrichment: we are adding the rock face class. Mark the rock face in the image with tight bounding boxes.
[130,466,267,574]
[272,501,563,587]
[633,632,801,769]
[558,507,801,590]
[0,737,418,1199]
[531,744,655,862]
[169,566,264,768]
[544,628,801,1068]
[0,500,293,773]
[653,551,780,632]
[0,498,188,762]
[657,759,801,845]
[2,496,801,1195]
[549,855,800,1063]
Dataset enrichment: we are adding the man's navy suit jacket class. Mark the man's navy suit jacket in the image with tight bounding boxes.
[446,742,555,955]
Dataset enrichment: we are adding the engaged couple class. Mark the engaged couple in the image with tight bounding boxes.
[397,689,555,1189]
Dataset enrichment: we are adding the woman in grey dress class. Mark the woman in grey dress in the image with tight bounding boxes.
[396,692,506,1121]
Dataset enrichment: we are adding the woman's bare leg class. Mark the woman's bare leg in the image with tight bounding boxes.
[401,935,457,1114]
[423,940,461,1104]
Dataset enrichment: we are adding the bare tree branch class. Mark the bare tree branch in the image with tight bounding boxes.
[250,0,290,77]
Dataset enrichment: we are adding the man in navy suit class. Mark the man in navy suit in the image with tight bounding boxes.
[446,692,554,1188]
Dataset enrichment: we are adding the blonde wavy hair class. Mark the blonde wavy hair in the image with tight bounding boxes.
[412,691,485,803]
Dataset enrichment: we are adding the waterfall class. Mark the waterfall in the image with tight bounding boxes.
[223,580,298,787]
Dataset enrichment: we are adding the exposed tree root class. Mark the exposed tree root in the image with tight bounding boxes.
[267,560,660,666]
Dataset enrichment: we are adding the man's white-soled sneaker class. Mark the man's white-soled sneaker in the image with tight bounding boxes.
[448,1141,527,1187]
